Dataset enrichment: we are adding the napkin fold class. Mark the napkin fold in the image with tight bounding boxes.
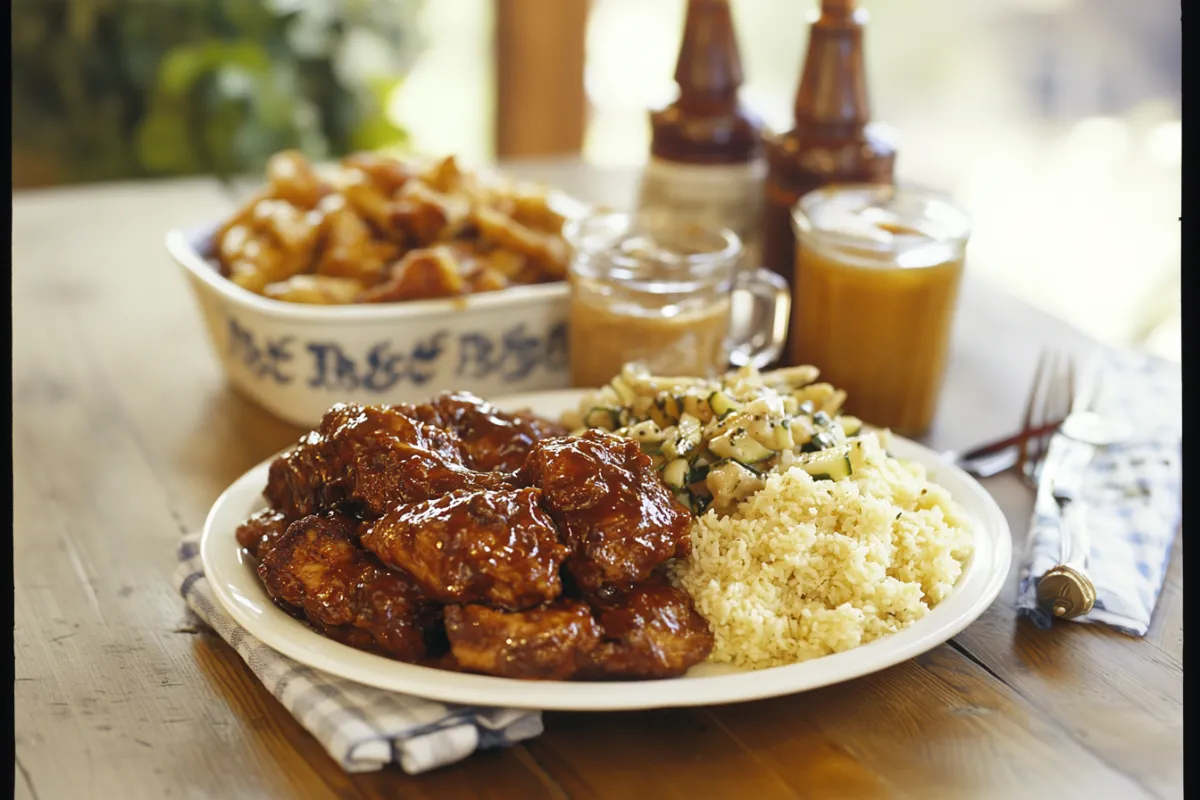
[1016,348,1182,636]
[173,533,543,774]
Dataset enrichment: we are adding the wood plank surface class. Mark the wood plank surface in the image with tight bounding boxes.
[12,165,1183,800]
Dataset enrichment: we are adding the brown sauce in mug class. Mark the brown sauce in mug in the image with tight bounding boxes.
[568,293,731,388]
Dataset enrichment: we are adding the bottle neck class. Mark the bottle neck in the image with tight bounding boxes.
[793,3,872,135]
[649,0,762,163]
[674,0,745,114]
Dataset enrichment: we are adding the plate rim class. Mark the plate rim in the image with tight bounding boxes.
[200,389,1013,711]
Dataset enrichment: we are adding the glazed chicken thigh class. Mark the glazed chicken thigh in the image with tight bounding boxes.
[443,601,602,680]
[410,391,569,472]
[265,402,513,519]
[361,487,570,610]
[518,430,693,592]
[235,508,292,561]
[242,400,713,680]
[258,513,435,662]
[583,575,715,679]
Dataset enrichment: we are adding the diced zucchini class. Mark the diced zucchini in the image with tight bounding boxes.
[731,458,765,477]
[769,419,796,451]
[661,394,683,422]
[584,407,620,429]
[609,376,637,405]
[786,413,815,444]
[708,390,741,418]
[839,415,863,437]
[630,394,656,419]
[663,413,703,460]
[648,398,671,429]
[812,410,832,428]
[742,396,786,417]
[623,419,666,445]
[686,462,712,485]
[681,393,707,420]
[661,457,690,490]
[800,430,839,453]
[796,444,854,480]
[742,413,785,451]
[709,428,776,464]
[706,460,766,507]
[848,439,872,472]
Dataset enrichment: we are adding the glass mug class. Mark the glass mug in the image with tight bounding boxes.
[564,210,790,388]
[790,183,972,437]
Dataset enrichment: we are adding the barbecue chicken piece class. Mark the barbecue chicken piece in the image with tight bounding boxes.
[258,513,435,662]
[518,430,693,591]
[361,488,570,610]
[583,576,714,679]
[264,403,514,519]
[443,601,601,680]
[234,508,292,561]
[265,149,331,210]
[357,246,466,303]
[413,391,568,472]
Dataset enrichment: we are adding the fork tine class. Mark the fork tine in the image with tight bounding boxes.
[1028,353,1057,483]
[1017,351,1048,477]
[1019,350,1075,487]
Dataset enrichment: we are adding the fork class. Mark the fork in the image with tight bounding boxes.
[945,417,1066,478]
[1016,350,1076,488]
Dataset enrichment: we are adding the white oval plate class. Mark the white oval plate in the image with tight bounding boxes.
[201,389,1012,711]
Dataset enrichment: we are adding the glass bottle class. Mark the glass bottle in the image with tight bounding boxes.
[761,0,897,363]
[636,0,766,268]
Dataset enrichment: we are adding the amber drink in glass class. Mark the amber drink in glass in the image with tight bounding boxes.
[790,184,971,437]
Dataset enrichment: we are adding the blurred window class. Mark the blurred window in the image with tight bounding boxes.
[581,0,1180,358]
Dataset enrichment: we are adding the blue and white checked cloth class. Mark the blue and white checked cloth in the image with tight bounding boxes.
[1016,348,1182,636]
[173,533,544,774]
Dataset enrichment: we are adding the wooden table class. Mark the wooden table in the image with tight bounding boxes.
[13,162,1183,800]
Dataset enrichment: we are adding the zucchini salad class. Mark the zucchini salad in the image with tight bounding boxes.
[564,362,975,670]
[563,362,876,516]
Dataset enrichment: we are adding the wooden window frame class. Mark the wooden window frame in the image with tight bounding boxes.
[494,0,591,159]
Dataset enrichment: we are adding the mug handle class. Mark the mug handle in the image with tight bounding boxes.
[727,268,791,370]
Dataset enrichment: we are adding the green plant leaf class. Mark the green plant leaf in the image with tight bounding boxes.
[134,110,203,174]
[156,40,270,99]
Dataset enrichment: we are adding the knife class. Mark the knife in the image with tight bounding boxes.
[1034,359,1106,619]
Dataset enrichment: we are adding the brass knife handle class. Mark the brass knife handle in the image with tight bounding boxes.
[1037,564,1096,620]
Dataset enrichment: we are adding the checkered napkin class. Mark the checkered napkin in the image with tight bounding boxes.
[173,533,544,774]
[1016,348,1182,635]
